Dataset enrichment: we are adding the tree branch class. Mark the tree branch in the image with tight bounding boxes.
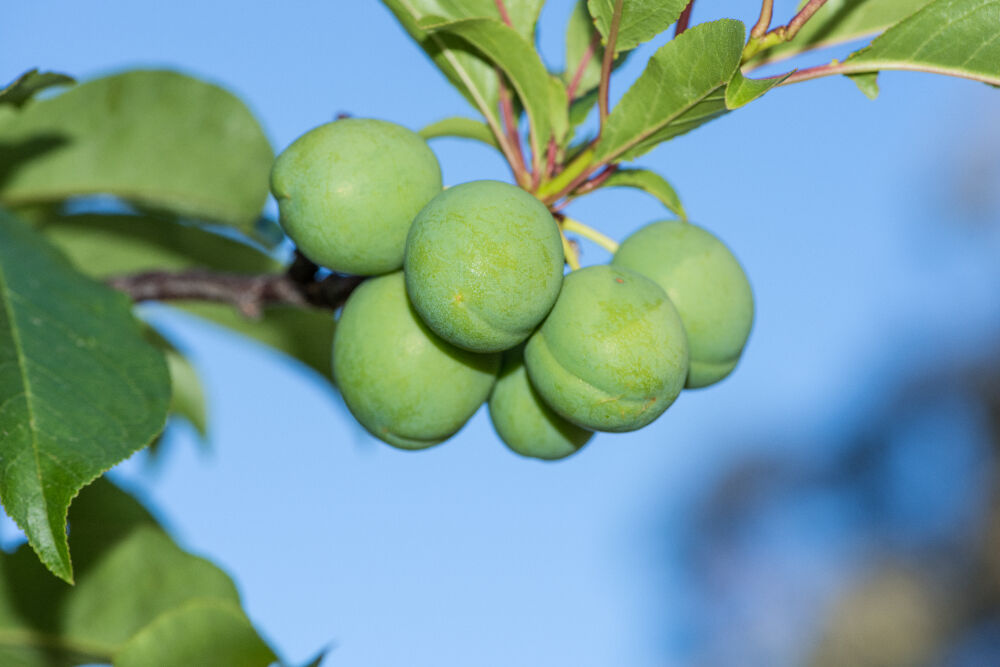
[107,255,363,318]
[750,0,773,39]
[785,0,828,41]
[675,1,695,37]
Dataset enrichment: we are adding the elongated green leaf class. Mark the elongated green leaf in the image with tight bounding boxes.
[841,0,1000,85]
[750,0,932,65]
[419,115,500,149]
[601,169,686,219]
[587,0,690,55]
[144,328,208,438]
[423,16,566,157]
[595,20,745,162]
[0,210,170,583]
[0,70,273,236]
[0,479,278,665]
[0,69,74,108]
[381,0,502,130]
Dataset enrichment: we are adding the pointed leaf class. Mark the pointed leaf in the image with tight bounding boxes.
[595,20,745,162]
[750,0,933,66]
[842,0,1000,86]
[725,69,789,109]
[423,16,566,157]
[848,71,880,98]
[419,115,500,149]
[0,70,274,237]
[0,211,170,582]
[0,479,278,665]
[601,169,686,219]
[586,0,690,55]
[0,69,74,109]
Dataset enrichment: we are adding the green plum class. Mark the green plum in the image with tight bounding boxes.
[404,180,564,353]
[612,221,753,388]
[489,346,592,461]
[524,265,689,432]
[332,271,500,449]
[270,118,442,276]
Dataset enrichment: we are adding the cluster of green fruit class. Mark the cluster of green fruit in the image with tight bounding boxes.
[270,118,753,460]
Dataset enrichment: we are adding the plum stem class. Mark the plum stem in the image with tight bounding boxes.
[558,227,582,270]
[561,217,619,254]
[675,1,695,37]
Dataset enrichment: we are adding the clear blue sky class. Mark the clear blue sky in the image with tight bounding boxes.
[4,1,1000,665]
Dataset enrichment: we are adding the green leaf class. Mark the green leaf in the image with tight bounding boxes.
[422,16,567,158]
[595,20,746,162]
[0,70,274,237]
[842,0,1000,86]
[0,69,74,109]
[36,214,279,278]
[0,479,278,666]
[725,69,789,109]
[586,0,690,55]
[418,115,500,149]
[568,88,599,130]
[750,0,932,66]
[0,210,170,583]
[601,169,686,219]
[848,71,880,98]
[144,328,208,438]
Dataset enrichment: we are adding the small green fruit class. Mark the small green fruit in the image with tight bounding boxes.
[524,265,689,432]
[489,346,592,461]
[404,180,564,353]
[270,118,442,275]
[332,272,500,449]
[613,221,753,388]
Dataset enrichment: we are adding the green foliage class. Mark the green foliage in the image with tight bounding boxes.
[404,180,564,352]
[843,0,1000,85]
[333,272,500,449]
[271,118,442,275]
[0,70,274,239]
[419,115,501,150]
[0,69,74,108]
[0,210,170,583]
[489,346,592,460]
[613,221,754,389]
[587,0,690,55]
[601,169,686,220]
[0,479,276,665]
[525,265,689,432]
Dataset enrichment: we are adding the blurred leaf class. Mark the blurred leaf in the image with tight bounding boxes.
[601,169,686,219]
[37,213,279,277]
[568,88,599,130]
[0,210,170,583]
[562,0,629,99]
[0,69,74,108]
[586,0,690,55]
[750,0,932,66]
[380,0,501,129]
[842,0,1000,86]
[848,71,880,98]
[724,69,788,109]
[419,115,500,149]
[143,327,208,439]
[0,479,278,666]
[179,302,336,382]
[422,16,567,156]
[595,20,745,162]
[0,70,274,238]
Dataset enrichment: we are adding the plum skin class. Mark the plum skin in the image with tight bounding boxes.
[332,271,500,449]
[270,118,442,276]
[489,346,592,461]
[524,265,689,433]
[404,180,564,353]
[612,221,753,388]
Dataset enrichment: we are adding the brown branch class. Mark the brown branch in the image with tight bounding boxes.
[108,255,363,318]
[785,0,828,41]
[750,0,773,39]
[675,1,695,37]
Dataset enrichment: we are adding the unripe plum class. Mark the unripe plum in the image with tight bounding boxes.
[270,118,442,275]
[489,346,592,461]
[524,265,689,432]
[612,221,753,388]
[404,180,564,353]
[332,271,500,449]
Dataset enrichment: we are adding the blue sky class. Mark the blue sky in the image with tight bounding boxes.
[4,1,1000,665]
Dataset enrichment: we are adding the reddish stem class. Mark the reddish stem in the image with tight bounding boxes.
[750,0,773,39]
[494,0,513,27]
[566,33,599,101]
[597,0,624,134]
[675,1,695,37]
